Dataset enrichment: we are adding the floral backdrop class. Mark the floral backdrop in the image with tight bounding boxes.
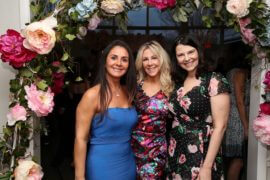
[0,0,269,179]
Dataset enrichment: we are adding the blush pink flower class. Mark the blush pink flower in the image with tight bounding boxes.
[0,29,36,68]
[188,144,198,153]
[24,84,54,117]
[239,18,256,45]
[179,154,186,164]
[144,0,176,10]
[226,0,251,18]
[7,104,27,126]
[208,77,219,96]
[253,113,270,145]
[180,97,191,112]
[88,13,102,30]
[22,16,57,54]
[14,159,44,180]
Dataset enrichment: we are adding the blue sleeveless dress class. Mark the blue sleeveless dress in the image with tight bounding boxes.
[86,107,138,180]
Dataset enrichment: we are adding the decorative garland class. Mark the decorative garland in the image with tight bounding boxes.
[0,0,269,179]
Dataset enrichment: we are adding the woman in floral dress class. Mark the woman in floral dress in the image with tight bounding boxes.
[131,41,174,179]
[167,35,230,180]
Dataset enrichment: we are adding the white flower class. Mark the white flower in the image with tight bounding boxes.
[226,0,251,18]
[14,159,44,180]
[101,0,125,14]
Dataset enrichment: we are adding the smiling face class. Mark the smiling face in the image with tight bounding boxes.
[175,44,199,74]
[142,48,161,78]
[105,46,129,79]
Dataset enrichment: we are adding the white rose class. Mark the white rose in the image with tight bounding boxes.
[101,0,125,14]
[226,0,250,18]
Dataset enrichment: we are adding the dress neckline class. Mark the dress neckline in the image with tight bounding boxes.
[139,81,162,98]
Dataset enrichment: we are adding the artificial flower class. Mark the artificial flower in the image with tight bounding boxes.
[260,102,270,115]
[239,18,256,45]
[24,84,54,117]
[76,26,88,40]
[73,0,97,20]
[52,72,65,94]
[253,113,270,145]
[101,0,125,14]
[0,29,36,68]
[7,104,27,126]
[263,71,270,86]
[14,159,43,180]
[88,13,102,30]
[144,0,176,10]
[22,16,57,54]
[226,0,251,18]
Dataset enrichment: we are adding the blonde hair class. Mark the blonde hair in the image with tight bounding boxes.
[136,41,174,97]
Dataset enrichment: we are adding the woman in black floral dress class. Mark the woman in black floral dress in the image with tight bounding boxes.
[166,35,230,180]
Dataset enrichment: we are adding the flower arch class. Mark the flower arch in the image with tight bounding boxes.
[0,0,269,178]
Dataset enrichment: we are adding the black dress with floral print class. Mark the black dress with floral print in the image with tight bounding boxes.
[166,72,230,180]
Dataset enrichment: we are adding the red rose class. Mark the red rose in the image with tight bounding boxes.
[52,72,65,94]
[260,103,270,115]
[0,29,36,68]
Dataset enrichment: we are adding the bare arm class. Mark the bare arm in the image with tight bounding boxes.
[199,93,230,179]
[74,87,98,180]
[233,70,249,137]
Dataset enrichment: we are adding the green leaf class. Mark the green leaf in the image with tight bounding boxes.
[50,0,57,4]
[3,127,12,137]
[65,34,76,41]
[61,53,69,61]
[10,79,21,93]
[37,80,48,90]
[19,68,33,78]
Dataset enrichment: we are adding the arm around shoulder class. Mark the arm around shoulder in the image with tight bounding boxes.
[74,86,99,180]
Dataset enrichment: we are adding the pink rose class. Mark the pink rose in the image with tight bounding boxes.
[188,144,198,153]
[260,103,270,115]
[52,72,65,94]
[144,0,176,10]
[7,104,27,126]
[253,113,270,145]
[14,159,43,180]
[179,154,186,164]
[0,29,36,68]
[22,16,57,54]
[208,77,219,96]
[24,84,54,117]
[226,0,251,18]
[88,13,101,30]
[168,137,176,157]
[191,167,200,180]
[239,18,256,45]
[180,97,191,112]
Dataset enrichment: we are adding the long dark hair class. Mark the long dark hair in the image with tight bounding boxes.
[171,34,207,84]
[94,40,137,115]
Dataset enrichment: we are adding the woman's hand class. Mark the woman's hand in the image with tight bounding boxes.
[198,166,211,180]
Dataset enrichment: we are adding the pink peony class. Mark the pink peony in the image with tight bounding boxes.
[22,16,57,54]
[260,103,270,115]
[88,13,102,30]
[253,113,270,145]
[14,159,43,180]
[226,0,251,18]
[208,77,219,96]
[24,84,54,117]
[239,18,256,45]
[52,72,65,94]
[144,0,176,10]
[7,104,27,126]
[0,29,36,68]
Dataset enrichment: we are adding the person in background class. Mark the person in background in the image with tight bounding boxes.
[167,34,230,179]
[223,43,251,180]
[74,40,137,180]
[131,41,174,179]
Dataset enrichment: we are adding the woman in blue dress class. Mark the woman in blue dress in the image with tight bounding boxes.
[74,40,137,180]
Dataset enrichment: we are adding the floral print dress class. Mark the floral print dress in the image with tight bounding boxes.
[167,72,230,180]
[132,82,170,179]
